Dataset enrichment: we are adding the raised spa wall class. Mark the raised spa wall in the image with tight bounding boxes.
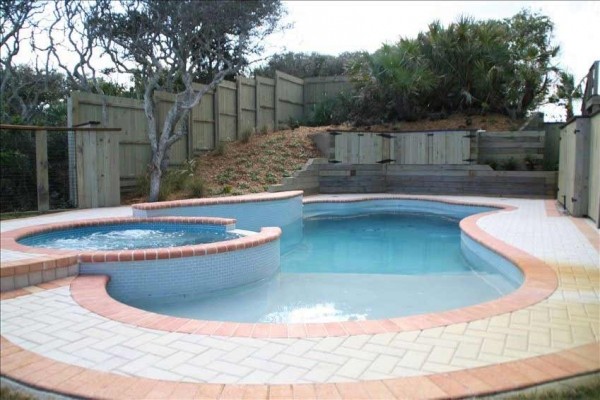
[1,216,283,295]
[1,192,304,293]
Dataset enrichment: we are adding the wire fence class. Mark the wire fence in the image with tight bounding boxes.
[0,129,74,213]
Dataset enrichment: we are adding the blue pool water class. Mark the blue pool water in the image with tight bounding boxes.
[124,211,523,323]
[18,223,240,251]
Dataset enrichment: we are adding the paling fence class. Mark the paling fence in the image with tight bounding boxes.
[69,71,352,191]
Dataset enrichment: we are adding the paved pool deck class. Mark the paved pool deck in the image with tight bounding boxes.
[0,194,598,399]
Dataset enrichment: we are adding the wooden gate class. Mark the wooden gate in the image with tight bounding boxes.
[330,131,471,164]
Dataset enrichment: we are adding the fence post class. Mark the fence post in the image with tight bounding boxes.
[255,76,261,130]
[186,111,193,159]
[35,130,50,211]
[76,126,98,208]
[214,84,220,144]
[274,71,280,130]
[236,77,242,139]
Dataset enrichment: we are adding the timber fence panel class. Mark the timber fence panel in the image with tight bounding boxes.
[303,76,352,118]
[238,77,257,135]
[69,92,149,191]
[217,80,238,142]
[256,76,276,131]
[190,84,215,152]
[276,71,304,126]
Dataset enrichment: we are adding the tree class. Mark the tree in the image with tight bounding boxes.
[550,71,582,120]
[253,51,362,78]
[347,9,561,123]
[502,10,559,118]
[91,0,285,201]
[1,0,46,123]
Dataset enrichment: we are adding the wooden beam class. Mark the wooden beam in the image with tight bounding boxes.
[236,77,242,139]
[0,124,121,132]
[35,130,49,211]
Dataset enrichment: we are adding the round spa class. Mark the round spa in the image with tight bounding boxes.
[120,199,525,324]
[14,217,281,299]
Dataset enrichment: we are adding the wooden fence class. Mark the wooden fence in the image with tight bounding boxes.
[304,76,351,117]
[557,112,600,226]
[323,130,546,169]
[69,71,351,190]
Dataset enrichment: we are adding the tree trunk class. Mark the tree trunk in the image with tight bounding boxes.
[148,152,164,202]
[148,167,161,202]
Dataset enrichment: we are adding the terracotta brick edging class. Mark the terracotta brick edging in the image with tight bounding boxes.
[70,197,558,339]
[1,216,282,265]
[132,190,304,211]
[1,334,598,399]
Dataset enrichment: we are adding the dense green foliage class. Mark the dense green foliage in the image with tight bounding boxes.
[253,51,362,78]
[347,10,560,123]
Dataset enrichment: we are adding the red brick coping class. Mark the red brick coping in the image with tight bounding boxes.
[1,217,281,271]
[1,330,598,399]
[132,190,303,211]
[69,197,558,338]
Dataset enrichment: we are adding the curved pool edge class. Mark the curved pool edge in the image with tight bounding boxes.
[1,331,597,400]
[70,196,558,338]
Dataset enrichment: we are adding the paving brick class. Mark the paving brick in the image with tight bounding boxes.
[335,359,371,379]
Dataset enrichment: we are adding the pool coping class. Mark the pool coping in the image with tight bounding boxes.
[132,190,304,211]
[64,197,558,338]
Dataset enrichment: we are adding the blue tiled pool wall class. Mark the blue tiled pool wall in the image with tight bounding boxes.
[132,197,303,233]
[303,199,496,220]
[17,222,231,247]
[460,233,524,288]
[82,239,281,301]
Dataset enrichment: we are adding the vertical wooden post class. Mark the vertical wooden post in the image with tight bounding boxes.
[76,128,98,208]
[255,76,261,131]
[96,130,121,207]
[35,130,50,211]
[236,77,242,139]
[186,110,193,159]
[214,84,220,145]
[274,71,280,130]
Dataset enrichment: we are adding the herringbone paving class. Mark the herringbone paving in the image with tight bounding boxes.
[1,197,598,385]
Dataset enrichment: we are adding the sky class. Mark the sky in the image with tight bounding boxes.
[264,1,599,83]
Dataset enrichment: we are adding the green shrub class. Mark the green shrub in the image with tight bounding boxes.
[500,157,518,171]
[485,159,498,170]
[307,92,353,126]
[222,185,232,194]
[240,129,253,144]
[185,176,205,198]
[213,141,227,156]
[265,172,278,184]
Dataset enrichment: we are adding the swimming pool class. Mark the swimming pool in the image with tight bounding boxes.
[121,200,523,323]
